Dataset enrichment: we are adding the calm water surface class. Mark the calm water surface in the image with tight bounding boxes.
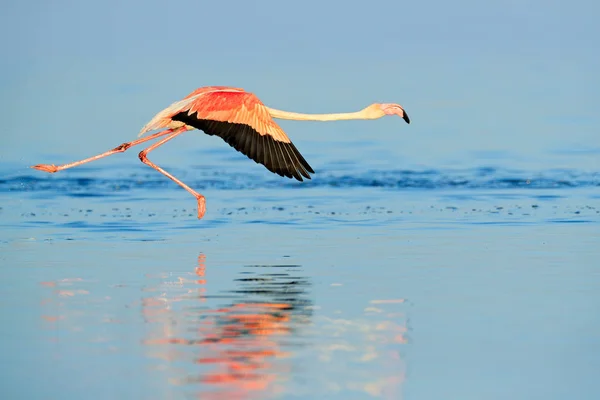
[3,0,600,397]
[1,152,599,399]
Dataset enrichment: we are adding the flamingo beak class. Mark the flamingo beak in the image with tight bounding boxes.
[402,110,410,124]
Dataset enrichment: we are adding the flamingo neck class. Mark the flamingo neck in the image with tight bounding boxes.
[265,107,370,122]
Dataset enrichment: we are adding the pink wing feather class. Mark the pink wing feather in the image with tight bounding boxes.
[138,87,314,181]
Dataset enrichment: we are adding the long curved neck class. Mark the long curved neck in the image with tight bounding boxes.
[265,106,371,121]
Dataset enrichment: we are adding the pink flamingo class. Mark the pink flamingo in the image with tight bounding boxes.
[32,86,410,219]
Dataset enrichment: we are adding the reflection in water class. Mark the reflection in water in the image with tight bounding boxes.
[141,254,313,399]
[39,254,409,399]
[309,309,408,399]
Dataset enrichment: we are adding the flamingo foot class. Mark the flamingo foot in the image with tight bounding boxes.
[196,196,206,219]
[31,164,59,173]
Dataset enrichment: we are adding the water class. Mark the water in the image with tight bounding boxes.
[1,151,599,399]
[2,0,600,398]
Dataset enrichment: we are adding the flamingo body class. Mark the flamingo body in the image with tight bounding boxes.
[139,86,313,181]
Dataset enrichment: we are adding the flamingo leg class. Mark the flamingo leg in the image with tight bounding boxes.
[137,128,206,219]
[31,129,176,173]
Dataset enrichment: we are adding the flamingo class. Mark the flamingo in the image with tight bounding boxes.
[32,86,410,219]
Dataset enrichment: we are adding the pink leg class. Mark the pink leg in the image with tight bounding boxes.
[138,128,206,219]
[31,129,176,173]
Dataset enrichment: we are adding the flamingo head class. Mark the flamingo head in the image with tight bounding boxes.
[362,103,410,123]
[380,103,410,124]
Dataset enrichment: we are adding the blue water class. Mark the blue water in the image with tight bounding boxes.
[2,0,600,398]
[1,150,599,399]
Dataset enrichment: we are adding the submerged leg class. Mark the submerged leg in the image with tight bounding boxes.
[138,128,206,219]
[31,129,176,173]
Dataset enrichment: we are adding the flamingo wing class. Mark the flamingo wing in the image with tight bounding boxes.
[171,89,314,181]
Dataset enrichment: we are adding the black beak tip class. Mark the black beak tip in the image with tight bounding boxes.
[403,112,410,124]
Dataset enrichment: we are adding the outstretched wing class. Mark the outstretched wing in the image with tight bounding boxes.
[171,89,314,181]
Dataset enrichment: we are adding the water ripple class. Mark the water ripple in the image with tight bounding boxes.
[2,167,598,195]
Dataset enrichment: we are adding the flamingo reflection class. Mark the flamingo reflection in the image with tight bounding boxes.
[39,254,409,399]
[141,254,312,399]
